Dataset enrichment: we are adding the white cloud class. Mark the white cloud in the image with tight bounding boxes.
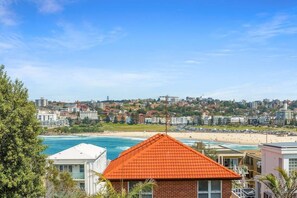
[6,64,170,100]
[0,0,17,26]
[245,13,297,41]
[32,0,69,13]
[0,34,25,52]
[205,79,297,101]
[184,60,201,65]
[34,22,125,50]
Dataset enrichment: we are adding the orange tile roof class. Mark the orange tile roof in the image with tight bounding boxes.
[104,134,241,180]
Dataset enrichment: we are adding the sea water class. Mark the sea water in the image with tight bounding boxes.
[41,135,258,160]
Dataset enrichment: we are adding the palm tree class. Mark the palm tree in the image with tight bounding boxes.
[259,167,297,198]
[93,173,156,198]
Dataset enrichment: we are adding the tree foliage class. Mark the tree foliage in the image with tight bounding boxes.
[0,65,46,197]
[259,167,297,198]
[45,161,86,198]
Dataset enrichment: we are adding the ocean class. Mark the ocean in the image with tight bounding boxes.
[41,135,259,160]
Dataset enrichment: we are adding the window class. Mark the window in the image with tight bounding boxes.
[128,181,153,198]
[198,180,221,198]
[57,165,72,172]
[79,182,85,190]
[264,192,272,198]
[79,165,84,173]
[289,159,297,173]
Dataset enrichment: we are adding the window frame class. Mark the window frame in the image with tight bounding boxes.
[128,180,153,198]
[289,158,297,173]
[197,180,222,198]
[79,165,84,173]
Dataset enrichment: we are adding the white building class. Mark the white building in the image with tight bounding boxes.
[35,97,48,107]
[48,143,107,195]
[80,111,99,120]
[37,111,57,122]
[230,117,246,124]
[144,117,152,124]
[258,142,297,198]
[170,116,191,125]
[37,111,69,127]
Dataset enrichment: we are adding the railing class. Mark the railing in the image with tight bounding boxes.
[71,172,85,180]
[232,188,255,198]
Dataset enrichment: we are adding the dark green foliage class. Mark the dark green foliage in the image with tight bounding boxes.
[0,65,46,197]
[113,116,118,124]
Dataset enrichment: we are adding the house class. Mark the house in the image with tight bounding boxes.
[48,143,107,195]
[214,145,245,171]
[258,142,297,198]
[103,134,241,198]
[37,110,69,127]
[79,111,99,120]
[242,150,261,188]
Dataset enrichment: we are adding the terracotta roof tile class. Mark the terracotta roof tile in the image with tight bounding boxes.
[104,134,241,180]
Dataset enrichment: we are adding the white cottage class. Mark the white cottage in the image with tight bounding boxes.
[48,143,107,195]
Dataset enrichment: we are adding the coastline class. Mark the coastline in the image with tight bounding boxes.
[61,131,297,145]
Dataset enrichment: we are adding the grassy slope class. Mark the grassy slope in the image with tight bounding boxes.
[101,123,297,133]
[101,123,168,132]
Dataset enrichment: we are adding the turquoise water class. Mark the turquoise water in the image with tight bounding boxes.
[41,136,258,160]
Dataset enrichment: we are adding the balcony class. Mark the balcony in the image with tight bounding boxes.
[232,188,255,198]
[71,172,85,180]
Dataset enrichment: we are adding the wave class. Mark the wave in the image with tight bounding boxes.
[115,146,131,151]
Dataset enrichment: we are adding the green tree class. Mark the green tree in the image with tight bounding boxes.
[0,65,46,197]
[113,116,118,124]
[94,174,156,198]
[259,168,297,198]
[105,116,111,123]
[45,161,86,198]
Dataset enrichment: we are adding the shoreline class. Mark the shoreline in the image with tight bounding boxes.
[41,131,297,146]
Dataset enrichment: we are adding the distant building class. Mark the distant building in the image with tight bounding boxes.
[144,117,152,124]
[170,116,192,125]
[48,143,107,195]
[212,116,224,125]
[37,110,69,127]
[258,116,271,125]
[249,101,258,109]
[79,111,98,120]
[248,117,259,125]
[275,103,294,125]
[138,114,145,124]
[35,97,48,107]
[230,117,246,124]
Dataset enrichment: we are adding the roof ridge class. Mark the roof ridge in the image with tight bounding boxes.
[164,135,240,177]
[119,133,164,157]
[104,134,166,176]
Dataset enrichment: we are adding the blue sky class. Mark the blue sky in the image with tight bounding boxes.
[1,0,297,101]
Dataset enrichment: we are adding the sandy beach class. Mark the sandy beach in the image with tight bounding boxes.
[76,131,297,145]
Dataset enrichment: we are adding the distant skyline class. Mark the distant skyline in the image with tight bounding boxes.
[1,0,297,101]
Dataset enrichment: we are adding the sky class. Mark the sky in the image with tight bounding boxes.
[1,0,297,102]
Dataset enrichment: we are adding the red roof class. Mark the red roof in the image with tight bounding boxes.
[103,134,241,180]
